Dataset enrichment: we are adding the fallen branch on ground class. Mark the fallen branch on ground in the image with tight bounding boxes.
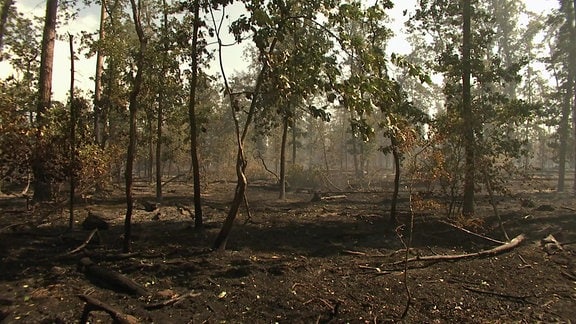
[462,285,534,303]
[144,291,201,310]
[60,229,99,256]
[388,234,525,266]
[439,220,504,245]
[78,294,139,324]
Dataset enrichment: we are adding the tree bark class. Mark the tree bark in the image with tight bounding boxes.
[32,0,58,202]
[69,34,76,230]
[389,136,401,225]
[156,0,168,204]
[571,0,576,193]
[0,0,13,57]
[213,36,279,251]
[188,0,203,228]
[124,0,147,253]
[462,0,475,216]
[279,115,289,199]
[93,0,106,146]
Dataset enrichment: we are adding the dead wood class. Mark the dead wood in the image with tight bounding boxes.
[78,257,148,296]
[439,220,504,245]
[161,173,186,187]
[144,291,201,310]
[0,221,34,233]
[462,286,534,303]
[321,194,347,201]
[389,234,525,266]
[312,193,347,202]
[78,294,139,324]
[59,229,99,256]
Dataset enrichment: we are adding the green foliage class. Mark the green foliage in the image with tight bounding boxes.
[0,79,34,188]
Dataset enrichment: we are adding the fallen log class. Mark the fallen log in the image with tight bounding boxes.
[78,257,148,296]
[78,294,139,324]
[389,234,525,266]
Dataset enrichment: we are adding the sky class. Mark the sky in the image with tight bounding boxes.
[0,0,560,101]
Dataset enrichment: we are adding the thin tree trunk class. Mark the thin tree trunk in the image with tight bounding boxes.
[188,0,203,228]
[462,0,475,216]
[33,0,58,202]
[213,34,279,251]
[93,0,106,146]
[291,115,297,165]
[390,136,401,225]
[558,84,570,192]
[156,0,168,204]
[69,34,76,230]
[279,115,289,199]
[124,0,147,253]
[0,0,13,57]
[571,0,576,193]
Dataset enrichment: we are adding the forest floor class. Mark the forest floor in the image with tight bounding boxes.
[0,177,575,323]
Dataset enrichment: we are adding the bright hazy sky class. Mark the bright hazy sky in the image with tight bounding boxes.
[0,0,559,101]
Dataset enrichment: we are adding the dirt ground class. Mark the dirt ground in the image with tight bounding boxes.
[0,178,575,323]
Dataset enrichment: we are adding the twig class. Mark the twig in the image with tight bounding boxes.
[438,220,504,245]
[462,286,534,303]
[61,229,99,256]
[342,250,366,256]
[144,291,201,310]
[255,151,279,181]
[78,294,139,324]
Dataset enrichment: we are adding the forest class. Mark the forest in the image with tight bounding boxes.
[0,0,575,322]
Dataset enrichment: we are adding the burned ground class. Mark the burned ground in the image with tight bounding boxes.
[0,179,575,323]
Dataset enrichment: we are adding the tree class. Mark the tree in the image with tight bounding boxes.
[32,0,59,201]
[462,0,474,215]
[0,0,14,55]
[186,0,203,227]
[123,0,147,253]
[93,0,107,147]
[408,0,533,216]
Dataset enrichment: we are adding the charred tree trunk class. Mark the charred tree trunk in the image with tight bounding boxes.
[156,0,169,204]
[558,83,571,192]
[279,115,289,200]
[389,136,401,225]
[32,0,58,202]
[462,0,475,216]
[124,0,147,253]
[93,0,106,146]
[188,0,203,228]
[69,34,77,230]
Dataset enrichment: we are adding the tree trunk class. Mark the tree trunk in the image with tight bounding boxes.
[389,136,401,225]
[32,0,58,202]
[0,0,13,56]
[188,0,203,228]
[69,34,76,230]
[156,0,168,204]
[279,115,289,199]
[124,0,147,253]
[213,35,279,251]
[558,83,571,192]
[291,115,297,165]
[571,0,576,193]
[462,0,475,216]
[93,0,106,146]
